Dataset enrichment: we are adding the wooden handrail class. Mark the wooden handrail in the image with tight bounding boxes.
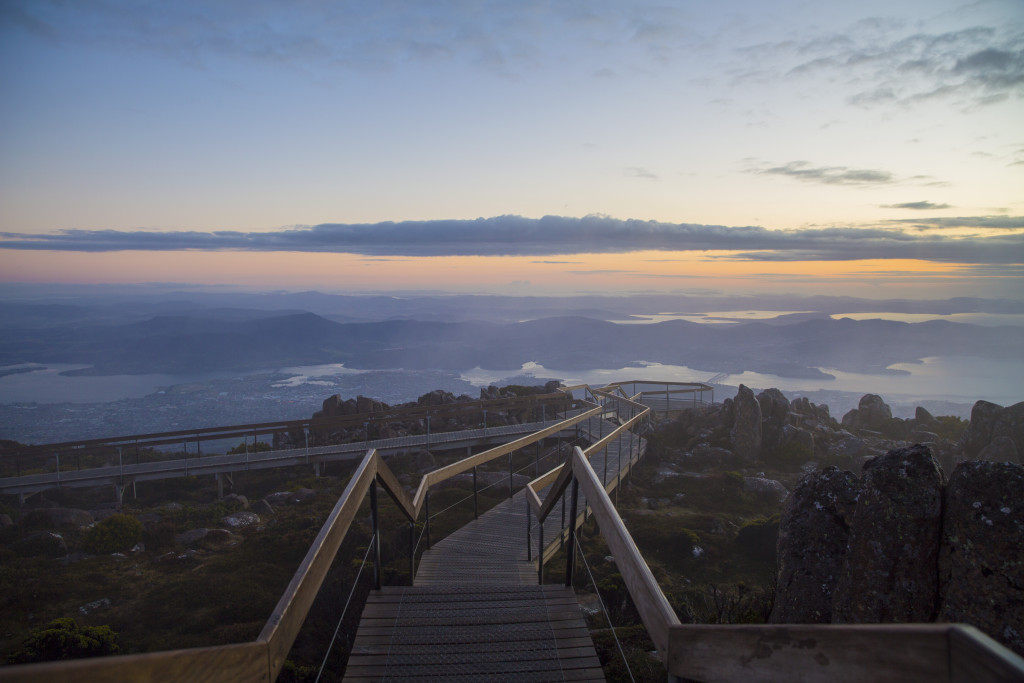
[8,379,1021,682]
[568,445,680,657]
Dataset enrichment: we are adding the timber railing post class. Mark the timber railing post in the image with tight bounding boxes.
[537,520,544,584]
[526,501,532,562]
[409,521,415,582]
[508,452,513,498]
[370,479,381,590]
[472,466,478,519]
[565,475,579,587]
[425,491,431,549]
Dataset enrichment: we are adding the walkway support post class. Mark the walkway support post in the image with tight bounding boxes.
[526,501,532,562]
[537,521,544,584]
[370,479,381,590]
[472,466,478,520]
[425,491,431,550]
[508,452,513,498]
[565,476,579,587]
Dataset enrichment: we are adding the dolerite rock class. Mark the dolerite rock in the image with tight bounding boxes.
[24,507,94,530]
[832,444,944,623]
[757,388,790,452]
[12,531,67,557]
[939,461,1024,655]
[960,400,1024,460]
[221,511,260,529]
[730,385,762,463]
[418,390,457,406]
[741,477,789,502]
[356,395,387,413]
[977,436,1019,464]
[841,394,893,432]
[771,466,859,624]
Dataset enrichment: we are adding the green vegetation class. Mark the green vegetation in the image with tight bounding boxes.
[83,514,143,555]
[7,618,119,664]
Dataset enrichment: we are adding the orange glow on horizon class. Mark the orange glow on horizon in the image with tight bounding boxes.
[0,248,996,297]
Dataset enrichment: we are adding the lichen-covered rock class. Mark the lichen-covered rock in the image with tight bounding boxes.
[960,400,1024,460]
[832,444,944,623]
[730,385,762,463]
[771,466,859,624]
[23,507,94,530]
[758,388,790,452]
[841,394,893,432]
[977,436,1020,464]
[939,461,1024,656]
[742,476,789,503]
[221,511,260,528]
[12,531,67,557]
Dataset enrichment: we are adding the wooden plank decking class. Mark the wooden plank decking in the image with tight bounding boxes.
[344,413,643,681]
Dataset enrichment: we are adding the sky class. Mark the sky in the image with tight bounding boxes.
[1,0,1022,298]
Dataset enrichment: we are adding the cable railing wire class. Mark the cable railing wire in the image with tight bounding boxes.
[572,529,636,683]
[315,535,377,683]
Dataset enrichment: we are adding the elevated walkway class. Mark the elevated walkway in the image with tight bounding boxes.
[343,412,640,681]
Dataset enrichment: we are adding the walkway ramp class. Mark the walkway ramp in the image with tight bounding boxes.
[344,413,639,681]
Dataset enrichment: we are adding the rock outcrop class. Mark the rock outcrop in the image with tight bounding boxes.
[729,384,762,463]
[939,461,1024,654]
[841,394,893,433]
[771,466,859,624]
[832,444,944,623]
[772,446,1024,656]
[960,400,1024,463]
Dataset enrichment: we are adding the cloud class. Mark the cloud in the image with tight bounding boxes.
[881,201,952,210]
[738,24,1024,111]
[625,167,659,180]
[885,215,1024,230]
[2,214,1022,264]
[754,161,895,186]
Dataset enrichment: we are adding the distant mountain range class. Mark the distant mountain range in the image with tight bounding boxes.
[1,305,1021,379]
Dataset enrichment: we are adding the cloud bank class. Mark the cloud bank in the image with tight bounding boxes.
[2,215,1021,263]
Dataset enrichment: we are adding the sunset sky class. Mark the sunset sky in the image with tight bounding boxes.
[1,0,1022,298]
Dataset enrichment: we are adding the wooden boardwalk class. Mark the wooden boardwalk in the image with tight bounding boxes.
[344,413,643,681]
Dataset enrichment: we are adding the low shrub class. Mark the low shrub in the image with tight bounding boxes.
[83,513,143,554]
[6,618,119,664]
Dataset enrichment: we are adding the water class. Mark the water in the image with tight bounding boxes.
[459,357,1024,408]
[0,364,259,404]
[2,356,1021,411]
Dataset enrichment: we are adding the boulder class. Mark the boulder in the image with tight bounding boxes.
[960,400,1024,460]
[251,499,275,517]
[356,395,387,413]
[841,394,893,432]
[757,388,790,452]
[25,507,94,530]
[0,513,13,528]
[221,511,260,529]
[12,531,67,557]
[832,445,944,623]
[977,436,1019,464]
[741,477,789,502]
[222,494,249,509]
[266,489,316,506]
[417,390,456,407]
[771,467,859,624]
[176,528,210,545]
[414,450,437,472]
[729,385,762,463]
[939,461,1024,656]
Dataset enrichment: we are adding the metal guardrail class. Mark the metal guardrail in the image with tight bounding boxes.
[4,380,1022,681]
[0,401,604,682]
